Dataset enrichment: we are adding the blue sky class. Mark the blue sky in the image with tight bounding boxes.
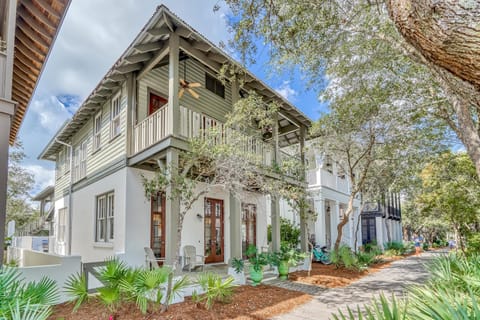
[17,1,329,195]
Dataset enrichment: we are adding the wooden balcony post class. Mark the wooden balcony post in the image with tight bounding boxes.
[168,33,180,137]
[273,113,280,165]
[126,73,135,156]
[165,148,180,266]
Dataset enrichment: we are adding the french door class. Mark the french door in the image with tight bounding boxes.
[150,193,166,259]
[204,198,224,263]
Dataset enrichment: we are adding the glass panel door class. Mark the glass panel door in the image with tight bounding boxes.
[204,198,224,263]
[151,193,165,259]
[241,203,257,257]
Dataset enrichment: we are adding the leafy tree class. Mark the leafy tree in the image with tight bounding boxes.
[220,0,480,179]
[415,152,480,251]
[6,142,37,229]
[142,92,308,268]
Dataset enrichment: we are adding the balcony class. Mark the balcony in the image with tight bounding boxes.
[132,105,279,169]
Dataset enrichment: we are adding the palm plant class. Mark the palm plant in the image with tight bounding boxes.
[64,272,89,312]
[193,272,236,310]
[0,267,58,320]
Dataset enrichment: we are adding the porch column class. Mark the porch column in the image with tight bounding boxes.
[125,73,136,156]
[165,148,180,266]
[375,216,385,250]
[229,192,242,261]
[271,195,281,252]
[0,101,15,265]
[167,33,180,137]
[314,199,325,246]
[299,125,308,252]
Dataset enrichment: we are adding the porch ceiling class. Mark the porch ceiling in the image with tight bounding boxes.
[9,0,71,145]
[39,5,311,160]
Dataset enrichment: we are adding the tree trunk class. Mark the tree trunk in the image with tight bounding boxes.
[387,0,480,178]
[334,196,355,250]
[387,0,480,89]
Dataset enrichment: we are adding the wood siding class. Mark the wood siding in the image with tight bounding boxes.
[137,58,232,124]
[54,84,127,200]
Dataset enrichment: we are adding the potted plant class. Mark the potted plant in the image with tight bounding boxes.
[269,244,306,280]
[246,245,268,286]
[228,257,246,285]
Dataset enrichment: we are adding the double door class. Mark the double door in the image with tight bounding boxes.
[204,198,224,263]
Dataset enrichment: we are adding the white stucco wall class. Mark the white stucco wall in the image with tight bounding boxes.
[70,168,127,262]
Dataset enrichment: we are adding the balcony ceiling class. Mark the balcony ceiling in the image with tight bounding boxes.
[40,5,313,160]
[9,0,71,145]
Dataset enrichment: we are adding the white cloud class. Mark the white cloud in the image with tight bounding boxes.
[23,165,55,195]
[275,81,297,101]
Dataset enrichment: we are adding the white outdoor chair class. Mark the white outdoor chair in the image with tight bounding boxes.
[183,245,205,272]
[144,247,165,270]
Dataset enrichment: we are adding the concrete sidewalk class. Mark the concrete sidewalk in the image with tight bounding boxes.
[273,250,445,320]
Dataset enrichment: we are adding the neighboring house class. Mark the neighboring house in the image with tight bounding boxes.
[0,0,70,263]
[360,193,403,249]
[12,186,54,253]
[280,149,362,250]
[38,6,311,267]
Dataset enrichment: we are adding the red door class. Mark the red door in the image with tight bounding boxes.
[204,198,224,263]
[149,93,168,115]
[151,193,166,260]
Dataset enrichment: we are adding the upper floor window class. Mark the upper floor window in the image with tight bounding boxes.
[95,191,115,242]
[73,140,87,182]
[93,112,102,151]
[205,73,225,99]
[56,147,71,179]
[111,94,121,139]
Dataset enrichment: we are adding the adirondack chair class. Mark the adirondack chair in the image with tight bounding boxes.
[183,245,205,271]
[144,247,165,270]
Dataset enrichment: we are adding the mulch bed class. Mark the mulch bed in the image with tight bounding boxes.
[49,285,311,320]
[289,254,413,288]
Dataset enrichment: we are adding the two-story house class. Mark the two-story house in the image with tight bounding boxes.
[39,5,311,267]
[280,148,362,250]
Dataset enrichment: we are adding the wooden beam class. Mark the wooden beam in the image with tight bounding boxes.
[13,68,36,87]
[193,41,212,52]
[179,38,221,72]
[137,43,168,80]
[163,12,174,32]
[101,81,120,89]
[17,19,50,49]
[16,31,47,57]
[279,124,299,135]
[14,56,40,77]
[87,96,106,104]
[17,8,52,40]
[125,52,152,64]
[116,63,143,74]
[108,73,126,82]
[95,89,112,97]
[133,41,163,53]
[21,3,56,30]
[175,26,192,38]
[207,52,228,64]
[147,26,170,37]
[33,0,61,19]
[13,62,38,82]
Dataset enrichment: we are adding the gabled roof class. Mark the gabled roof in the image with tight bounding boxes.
[31,185,54,201]
[9,0,71,144]
[39,5,312,160]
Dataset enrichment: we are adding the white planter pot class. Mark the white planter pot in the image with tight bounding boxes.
[227,267,246,285]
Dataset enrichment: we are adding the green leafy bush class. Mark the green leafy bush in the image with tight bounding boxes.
[330,245,359,270]
[269,244,306,267]
[64,273,89,312]
[246,245,268,272]
[356,251,381,268]
[384,241,406,256]
[193,273,236,310]
[467,234,480,254]
[267,218,301,248]
[0,267,58,320]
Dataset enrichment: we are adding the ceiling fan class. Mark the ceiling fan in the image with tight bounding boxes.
[179,59,201,99]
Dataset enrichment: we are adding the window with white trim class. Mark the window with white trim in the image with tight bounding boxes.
[73,141,87,182]
[95,192,114,242]
[56,150,65,179]
[93,112,102,151]
[110,94,121,139]
[58,208,67,243]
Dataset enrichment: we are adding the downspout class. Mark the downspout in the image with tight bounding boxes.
[55,139,73,256]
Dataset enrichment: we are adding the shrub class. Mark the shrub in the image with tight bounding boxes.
[267,218,301,248]
[467,234,480,254]
[193,273,236,310]
[356,251,381,268]
[384,241,406,256]
[330,245,359,270]
[422,242,429,251]
[0,267,58,320]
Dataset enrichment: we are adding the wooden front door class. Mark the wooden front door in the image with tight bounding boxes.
[151,193,166,259]
[204,198,224,263]
[241,203,257,258]
[149,92,168,115]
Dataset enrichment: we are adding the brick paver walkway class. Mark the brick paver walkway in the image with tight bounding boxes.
[271,250,444,320]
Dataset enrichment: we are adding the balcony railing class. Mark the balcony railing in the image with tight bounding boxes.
[132,105,302,173]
